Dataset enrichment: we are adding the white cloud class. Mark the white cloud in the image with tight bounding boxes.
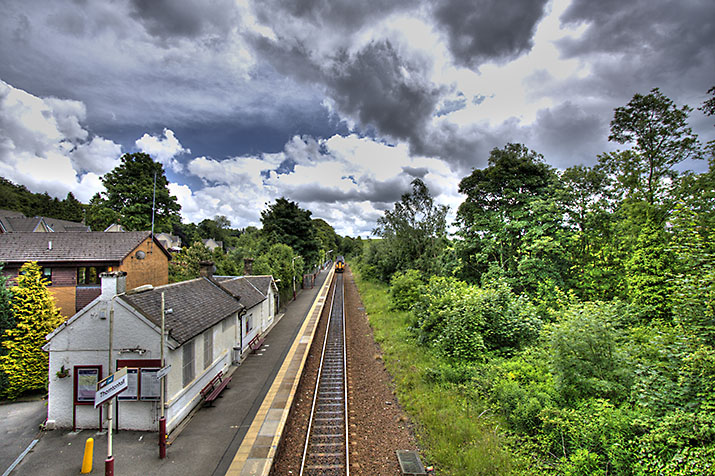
[135,128,190,173]
[0,80,121,202]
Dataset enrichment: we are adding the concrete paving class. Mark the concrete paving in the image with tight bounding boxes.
[3,267,331,476]
[0,398,46,475]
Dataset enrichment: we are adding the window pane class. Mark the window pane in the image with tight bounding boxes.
[203,331,213,369]
[182,342,194,387]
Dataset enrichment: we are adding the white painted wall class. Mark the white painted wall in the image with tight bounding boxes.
[47,299,161,430]
[47,296,241,432]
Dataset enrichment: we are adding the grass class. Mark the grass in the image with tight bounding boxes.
[352,268,516,475]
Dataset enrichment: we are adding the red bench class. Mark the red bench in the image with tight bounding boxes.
[200,371,231,406]
[248,334,265,353]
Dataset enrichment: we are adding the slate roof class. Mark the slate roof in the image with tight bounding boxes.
[215,276,266,309]
[42,217,91,232]
[245,276,275,295]
[0,210,90,233]
[0,231,170,263]
[120,278,244,344]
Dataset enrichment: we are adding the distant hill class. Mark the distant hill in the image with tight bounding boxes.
[0,177,85,223]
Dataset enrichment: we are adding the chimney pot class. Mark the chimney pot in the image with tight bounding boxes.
[199,261,215,279]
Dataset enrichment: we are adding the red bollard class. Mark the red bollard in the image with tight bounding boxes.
[105,456,114,476]
[159,417,167,459]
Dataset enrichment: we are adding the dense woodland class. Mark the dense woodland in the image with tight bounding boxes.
[353,87,715,474]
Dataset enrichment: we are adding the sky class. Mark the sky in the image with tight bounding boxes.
[0,0,713,237]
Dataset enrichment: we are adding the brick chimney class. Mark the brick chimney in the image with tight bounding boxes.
[199,261,215,279]
[243,258,254,276]
[100,271,127,299]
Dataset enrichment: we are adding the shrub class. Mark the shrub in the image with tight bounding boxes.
[389,269,424,311]
[412,277,542,361]
[0,262,65,399]
[551,302,632,403]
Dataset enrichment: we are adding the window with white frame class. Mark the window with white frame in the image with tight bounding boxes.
[245,313,253,334]
[203,330,213,369]
[182,341,195,387]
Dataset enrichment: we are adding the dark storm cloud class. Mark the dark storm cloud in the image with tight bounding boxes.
[129,0,239,41]
[251,35,444,146]
[402,166,429,178]
[528,102,611,169]
[284,174,409,205]
[434,0,549,68]
[254,0,413,36]
[326,41,444,143]
[558,1,715,90]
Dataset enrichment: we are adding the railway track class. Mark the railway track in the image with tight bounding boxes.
[300,272,349,476]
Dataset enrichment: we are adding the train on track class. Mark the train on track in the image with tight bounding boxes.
[335,255,345,273]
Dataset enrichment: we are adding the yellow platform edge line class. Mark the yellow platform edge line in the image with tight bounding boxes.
[225,267,335,476]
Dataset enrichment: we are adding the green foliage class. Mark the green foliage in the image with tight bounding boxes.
[551,302,632,403]
[87,153,181,232]
[604,87,702,207]
[456,143,569,293]
[253,243,300,303]
[261,198,320,271]
[388,269,424,311]
[412,276,541,361]
[0,265,14,397]
[0,178,87,222]
[0,262,65,399]
[352,270,515,475]
[626,216,674,319]
[168,241,214,282]
[372,178,449,281]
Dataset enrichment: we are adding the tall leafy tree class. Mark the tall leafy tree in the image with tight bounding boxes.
[456,143,567,291]
[87,153,181,232]
[0,262,64,399]
[260,198,320,270]
[372,178,448,279]
[600,88,701,210]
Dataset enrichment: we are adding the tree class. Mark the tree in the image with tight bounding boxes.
[600,88,701,208]
[261,198,320,271]
[87,153,181,232]
[168,241,214,283]
[60,192,85,222]
[0,262,64,399]
[456,144,567,292]
[372,178,449,279]
[253,243,300,302]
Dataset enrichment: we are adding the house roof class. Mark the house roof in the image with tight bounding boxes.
[244,275,276,295]
[0,231,171,264]
[215,276,266,309]
[120,277,244,344]
[42,217,91,232]
[0,210,90,233]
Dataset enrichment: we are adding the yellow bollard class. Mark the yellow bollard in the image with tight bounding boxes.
[81,437,93,474]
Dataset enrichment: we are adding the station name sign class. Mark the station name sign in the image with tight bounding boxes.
[94,367,128,408]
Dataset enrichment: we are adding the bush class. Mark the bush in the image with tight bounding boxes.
[389,269,424,311]
[412,277,542,362]
[551,301,632,403]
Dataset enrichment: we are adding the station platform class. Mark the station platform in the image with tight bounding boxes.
[4,267,334,476]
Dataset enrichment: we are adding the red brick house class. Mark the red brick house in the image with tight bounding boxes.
[0,231,171,316]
